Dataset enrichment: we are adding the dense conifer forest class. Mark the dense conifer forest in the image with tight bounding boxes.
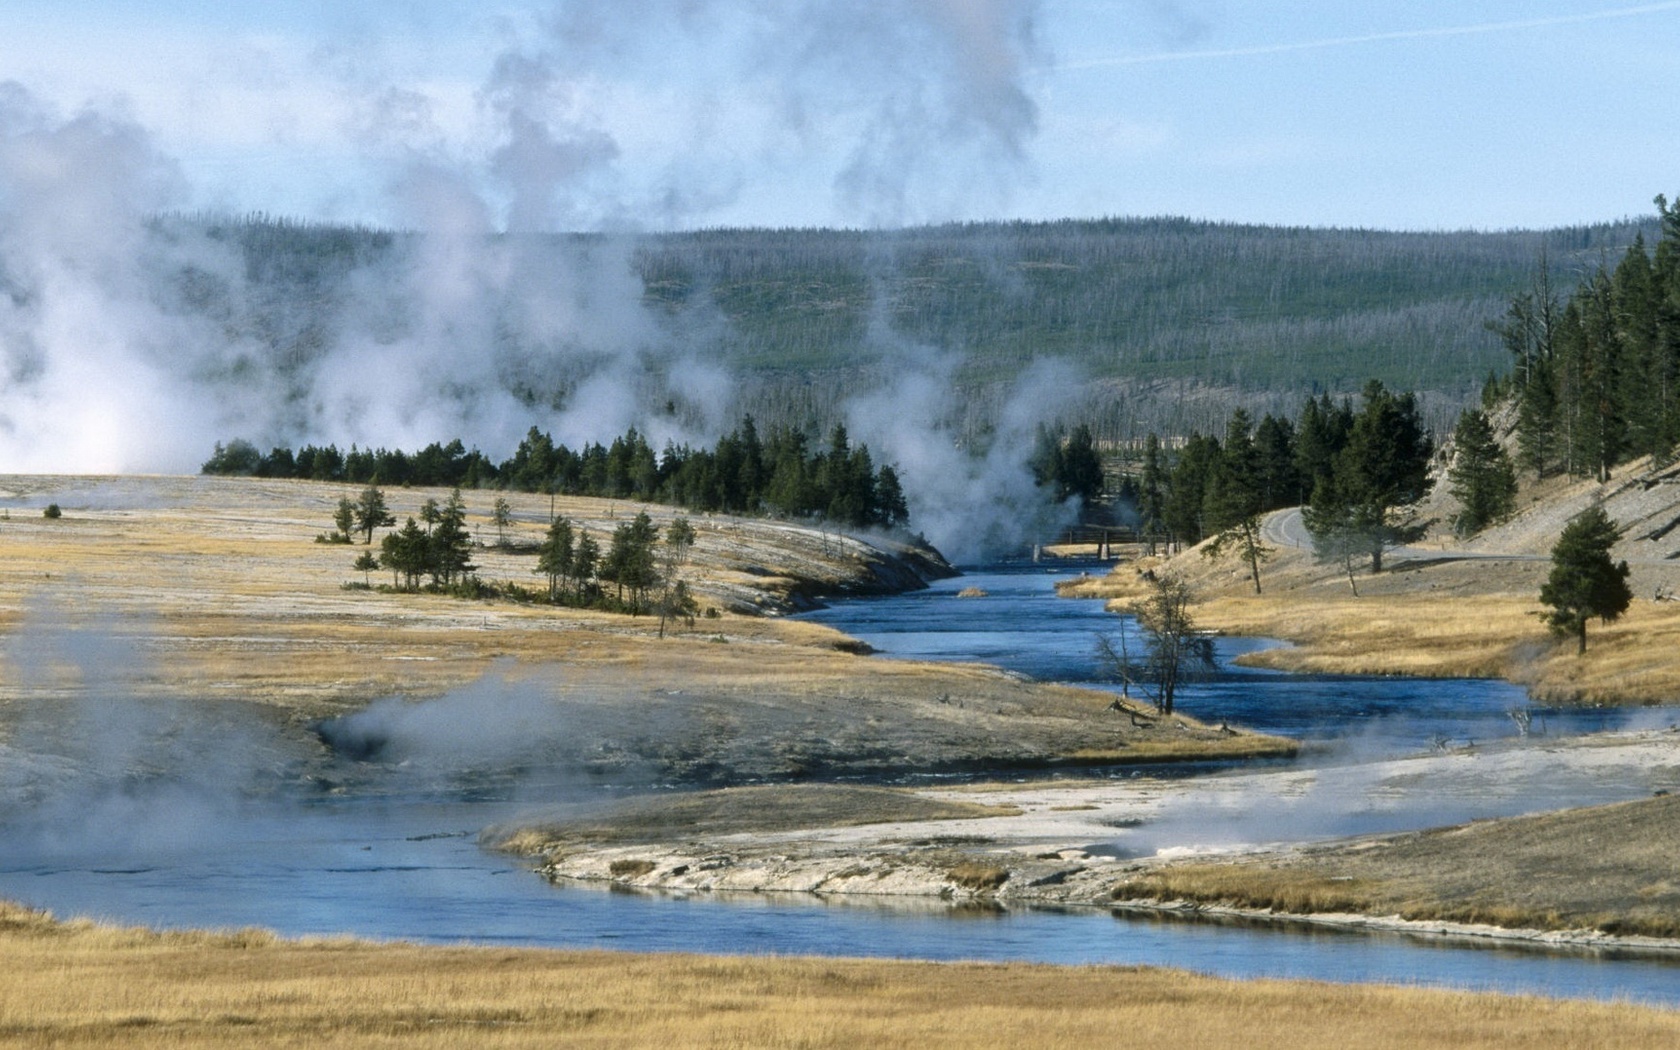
[167,212,1654,442]
[203,418,910,532]
[1498,197,1680,481]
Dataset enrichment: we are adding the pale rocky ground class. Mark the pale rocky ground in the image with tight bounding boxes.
[0,474,1280,794]
[9,473,1678,950]
[513,726,1680,950]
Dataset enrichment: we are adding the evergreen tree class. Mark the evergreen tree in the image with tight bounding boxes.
[491,496,513,547]
[1516,354,1560,478]
[211,413,917,535]
[1654,194,1680,453]
[828,444,878,527]
[875,465,909,529]
[1063,424,1106,510]
[1302,475,1372,596]
[1031,423,1106,510]
[535,516,576,601]
[1540,505,1633,654]
[601,511,661,611]
[766,428,814,516]
[1253,413,1301,511]
[571,532,601,601]
[202,439,262,475]
[1574,270,1626,481]
[656,516,699,637]
[1136,432,1166,554]
[736,416,766,510]
[353,484,395,544]
[1613,235,1663,458]
[299,444,344,482]
[1304,380,1434,574]
[1505,212,1680,479]
[1202,410,1270,593]
[1552,300,1589,477]
[352,550,379,586]
[627,431,659,500]
[428,490,475,587]
[1494,255,1561,457]
[1161,432,1220,550]
[1293,393,1352,501]
[1447,408,1518,537]
[1029,423,1064,493]
[379,518,430,591]
[504,426,556,491]
[330,497,356,544]
[257,446,297,478]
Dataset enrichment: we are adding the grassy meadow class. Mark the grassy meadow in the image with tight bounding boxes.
[3,902,1678,1049]
[0,473,1286,781]
[1111,792,1680,940]
[1062,548,1680,706]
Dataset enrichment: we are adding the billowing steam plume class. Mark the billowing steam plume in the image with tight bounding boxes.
[0,2,1068,557]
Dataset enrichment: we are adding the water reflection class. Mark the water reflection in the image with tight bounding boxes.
[800,564,1661,756]
[2,562,1679,1008]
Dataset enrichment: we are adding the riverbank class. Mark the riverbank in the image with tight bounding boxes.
[0,474,1289,783]
[1057,545,1680,706]
[1055,451,1680,705]
[5,900,1678,1049]
[1109,789,1680,942]
[493,726,1680,952]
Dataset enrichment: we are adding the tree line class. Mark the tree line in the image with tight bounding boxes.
[331,481,701,626]
[1132,381,1446,593]
[1497,194,1680,481]
[1029,423,1106,509]
[162,212,1656,470]
[203,416,910,532]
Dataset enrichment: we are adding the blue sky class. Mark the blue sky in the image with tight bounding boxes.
[3,0,1678,231]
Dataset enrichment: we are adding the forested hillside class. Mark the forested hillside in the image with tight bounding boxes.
[1499,196,1680,482]
[170,213,1651,441]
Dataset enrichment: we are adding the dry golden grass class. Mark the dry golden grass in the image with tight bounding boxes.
[1198,593,1542,678]
[0,477,936,709]
[1066,555,1680,705]
[1112,793,1680,939]
[3,902,1678,1049]
[1207,593,1680,704]
[0,474,1292,778]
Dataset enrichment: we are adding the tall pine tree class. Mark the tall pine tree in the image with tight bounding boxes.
[1447,408,1517,537]
[1540,506,1632,655]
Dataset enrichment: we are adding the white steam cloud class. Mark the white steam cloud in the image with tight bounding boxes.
[0,607,292,860]
[0,3,1073,558]
[316,663,572,772]
[847,352,1082,563]
[0,88,255,472]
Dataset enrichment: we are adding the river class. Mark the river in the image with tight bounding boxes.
[1,563,1677,1007]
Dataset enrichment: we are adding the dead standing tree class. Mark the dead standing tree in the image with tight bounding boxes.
[1096,573,1216,717]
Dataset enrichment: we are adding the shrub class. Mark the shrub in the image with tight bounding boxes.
[42,504,61,519]
[947,862,1010,892]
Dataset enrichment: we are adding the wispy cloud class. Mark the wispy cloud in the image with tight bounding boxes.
[1061,1,1680,69]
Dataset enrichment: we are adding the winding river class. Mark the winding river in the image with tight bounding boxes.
[2,563,1678,1007]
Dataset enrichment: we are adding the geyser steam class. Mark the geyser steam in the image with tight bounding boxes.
[0,3,1075,557]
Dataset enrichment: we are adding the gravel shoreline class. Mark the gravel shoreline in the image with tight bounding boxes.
[503,728,1680,956]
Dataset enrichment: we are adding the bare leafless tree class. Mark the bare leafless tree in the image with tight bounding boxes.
[1096,573,1216,716]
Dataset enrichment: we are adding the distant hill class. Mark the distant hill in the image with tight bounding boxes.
[171,214,1654,442]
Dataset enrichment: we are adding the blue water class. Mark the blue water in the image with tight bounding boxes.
[801,564,1653,756]
[6,792,1679,1008]
[2,562,1678,1008]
